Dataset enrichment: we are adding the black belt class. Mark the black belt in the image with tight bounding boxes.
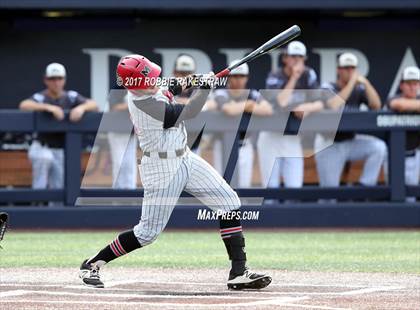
[143,147,186,159]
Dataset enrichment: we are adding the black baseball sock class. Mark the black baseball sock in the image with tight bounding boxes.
[219,213,247,278]
[87,230,141,267]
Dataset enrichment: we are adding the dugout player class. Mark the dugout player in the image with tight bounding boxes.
[214,61,272,187]
[314,53,387,188]
[19,63,97,190]
[257,41,323,190]
[79,55,272,290]
[387,66,420,198]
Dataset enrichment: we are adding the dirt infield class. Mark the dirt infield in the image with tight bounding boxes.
[0,268,419,309]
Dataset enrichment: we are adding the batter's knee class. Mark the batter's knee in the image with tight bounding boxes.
[132,224,161,247]
[223,189,241,212]
[371,138,387,160]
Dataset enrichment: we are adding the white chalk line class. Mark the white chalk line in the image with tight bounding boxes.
[0,295,308,307]
[339,286,405,295]
[105,279,141,287]
[0,281,367,289]
[275,303,349,310]
[103,279,368,288]
[0,283,63,288]
[0,289,301,301]
[60,284,406,297]
[0,286,405,298]
[0,290,29,298]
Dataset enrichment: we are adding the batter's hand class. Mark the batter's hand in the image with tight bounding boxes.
[184,72,216,90]
[199,72,216,89]
[168,77,184,96]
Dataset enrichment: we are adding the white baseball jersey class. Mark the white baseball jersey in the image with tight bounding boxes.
[127,89,187,152]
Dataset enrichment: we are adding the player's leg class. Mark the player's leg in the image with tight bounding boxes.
[404,150,420,202]
[257,132,280,188]
[315,142,348,187]
[28,141,53,189]
[80,157,188,288]
[238,140,254,188]
[185,152,271,290]
[48,149,64,189]
[415,149,420,184]
[79,229,142,288]
[347,135,387,185]
[283,158,304,187]
[282,139,304,188]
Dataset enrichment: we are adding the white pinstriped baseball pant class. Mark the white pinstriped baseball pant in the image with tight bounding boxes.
[133,149,241,246]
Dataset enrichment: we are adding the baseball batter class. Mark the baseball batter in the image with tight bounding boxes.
[79,54,272,290]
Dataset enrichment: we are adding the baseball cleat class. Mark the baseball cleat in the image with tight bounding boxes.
[227,269,272,290]
[79,259,104,288]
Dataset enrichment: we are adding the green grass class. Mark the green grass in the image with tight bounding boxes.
[0,231,419,273]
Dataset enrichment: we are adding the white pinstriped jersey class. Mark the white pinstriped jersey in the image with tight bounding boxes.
[127,88,187,152]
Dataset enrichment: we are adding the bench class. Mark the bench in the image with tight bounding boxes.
[0,150,385,187]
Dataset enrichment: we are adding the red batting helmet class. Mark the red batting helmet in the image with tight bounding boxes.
[116,54,161,90]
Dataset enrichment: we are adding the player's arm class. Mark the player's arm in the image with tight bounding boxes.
[291,71,323,118]
[358,76,381,110]
[326,75,358,110]
[276,77,299,108]
[20,99,54,112]
[78,99,98,112]
[133,88,210,129]
[203,99,218,111]
[241,90,273,116]
[276,62,305,107]
[389,97,420,112]
[221,100,247,116]
[249,99,273,116]
[293,100,324,119]
[19,99,65,120]
[111,102,128,111]
[69,99,98,122]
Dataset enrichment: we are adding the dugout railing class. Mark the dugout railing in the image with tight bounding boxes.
[0,110,419,206]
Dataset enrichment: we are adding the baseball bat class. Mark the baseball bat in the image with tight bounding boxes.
[215,25,301,78]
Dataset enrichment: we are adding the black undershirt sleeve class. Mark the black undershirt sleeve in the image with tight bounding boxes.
[133,89,210,129]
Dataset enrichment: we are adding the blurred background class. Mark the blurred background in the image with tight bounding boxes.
[0,0,419,229]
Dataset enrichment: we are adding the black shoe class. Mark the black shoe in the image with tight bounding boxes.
[79,259,104,288]
[227,269,272,290]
